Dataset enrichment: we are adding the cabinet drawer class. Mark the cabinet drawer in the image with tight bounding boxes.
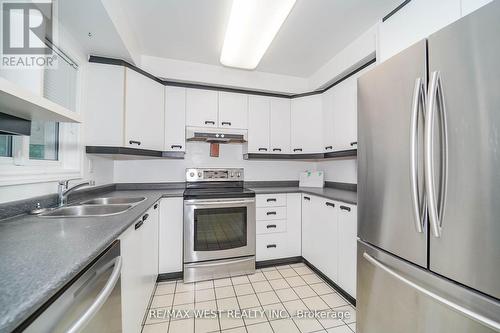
[256,194,286,207]
[256,233,290,261]
[256,206,286,220]
[256,219,286,235]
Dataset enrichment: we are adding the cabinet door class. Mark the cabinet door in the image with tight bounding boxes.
[120,222,143,333]
[291,95,323,153]
[319,198,339,283]
[286,193,302,256]
[338,203,357,298]
[147,204,160,287]
[186,88,218,127]
[84,63,125,146]
[302,194,323,263]
[269,98,291,154]
[125,68,165,150]
[247,96,270,153]
[218,92,248,129]
[322,88,335,152]
[378,0,461,62]
[332,77,357,151]
[164,86,186,152]
[159,197,184,274]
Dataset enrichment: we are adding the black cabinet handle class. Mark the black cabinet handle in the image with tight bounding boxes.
[258,148,268,152]
[171,145,182,149]
[204,120,215,125]
[293,148,302,152]
[266,244,277,249]
[221,121,232,126]
[325,146,333,150]
[304,196,310,201]
[266,211,277,216]
[135,220,143,230]
[326,202,335,208]
[350,142,357,146]
[154,204,158,209]
[142,213,149,221]
[129,140,141,146]
[266,224,277,229]
[266,198,276,202]
[272,148,282,152]
[340,205,351,212]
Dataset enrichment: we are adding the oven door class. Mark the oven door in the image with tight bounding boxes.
[184,198,256,263]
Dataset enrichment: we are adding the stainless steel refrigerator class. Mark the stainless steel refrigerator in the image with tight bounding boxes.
[357,1,500,332]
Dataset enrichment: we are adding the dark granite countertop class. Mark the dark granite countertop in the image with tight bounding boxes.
[248,186,357,205]
[0,188,184,333]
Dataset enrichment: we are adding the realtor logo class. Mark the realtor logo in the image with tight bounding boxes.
[1,0,57,68]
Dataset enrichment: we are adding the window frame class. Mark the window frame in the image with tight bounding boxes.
[0,45,83,186]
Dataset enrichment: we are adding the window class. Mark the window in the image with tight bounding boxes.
[28,121,59,160]
[0,135,12,157]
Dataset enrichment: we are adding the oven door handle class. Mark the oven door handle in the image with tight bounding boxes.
[184,199,255,206]
[184,257,253,268]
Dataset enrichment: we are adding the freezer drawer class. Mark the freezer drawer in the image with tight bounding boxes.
[357,240,500,333]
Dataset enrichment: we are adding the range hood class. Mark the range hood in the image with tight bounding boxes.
[186,127,247,144]
[0,112,31,135]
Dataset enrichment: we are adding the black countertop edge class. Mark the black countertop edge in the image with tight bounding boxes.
[325,181,357,192]
[85,146,185,159]
[244,181,299,188]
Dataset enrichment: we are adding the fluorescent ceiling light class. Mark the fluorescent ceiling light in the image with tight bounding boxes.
[220,0,296,70]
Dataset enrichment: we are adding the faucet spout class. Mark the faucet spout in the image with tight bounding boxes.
[58,180,95,207]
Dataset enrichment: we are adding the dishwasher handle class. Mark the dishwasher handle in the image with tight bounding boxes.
[66,256,122,333]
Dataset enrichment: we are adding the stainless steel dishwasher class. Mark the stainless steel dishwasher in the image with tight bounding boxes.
[24,241,122,333]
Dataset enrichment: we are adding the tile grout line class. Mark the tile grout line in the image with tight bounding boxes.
[247,270,277,333]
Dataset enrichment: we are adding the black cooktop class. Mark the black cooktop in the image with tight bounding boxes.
[183,183,255,200]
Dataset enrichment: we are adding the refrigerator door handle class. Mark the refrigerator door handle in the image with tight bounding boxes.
[363,252,500,331]
[425,71,449,238]
[410,77,426,233]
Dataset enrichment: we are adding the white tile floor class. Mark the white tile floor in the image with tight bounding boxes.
[142,263,356,333]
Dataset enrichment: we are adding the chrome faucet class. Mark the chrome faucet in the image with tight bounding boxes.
[58,180,95,207]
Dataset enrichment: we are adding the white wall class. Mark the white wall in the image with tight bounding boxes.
[114,142,313,183]
[317,158,357,184]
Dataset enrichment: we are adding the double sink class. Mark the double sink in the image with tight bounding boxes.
[39,196,147,218]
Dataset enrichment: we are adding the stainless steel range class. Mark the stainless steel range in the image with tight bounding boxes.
[183,168,256,283]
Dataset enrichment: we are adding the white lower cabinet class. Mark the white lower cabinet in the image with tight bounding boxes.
[338,203,357,298]
[301,194,357,298]
[256,193,301,261]
[120,203,159,333]
[158,197,184,274]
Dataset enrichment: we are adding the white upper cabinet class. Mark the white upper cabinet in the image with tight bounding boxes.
[331,76,358,151]
[125,68,165,151]
[322,88,335,152]
[378,0,461,62]
[269,97,291,154]
[84,63,125,146]
[290,94,323,154]
[247,96,270,153]
[218,92,248,129]
[164,86,186,152]
[186,88,218,128]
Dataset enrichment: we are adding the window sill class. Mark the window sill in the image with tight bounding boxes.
[0,167,81,186]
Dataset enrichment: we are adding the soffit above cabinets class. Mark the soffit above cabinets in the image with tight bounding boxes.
[0,77,82,123]
[104,0,402,77]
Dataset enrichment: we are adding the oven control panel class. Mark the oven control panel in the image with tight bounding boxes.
[186,168,244,182]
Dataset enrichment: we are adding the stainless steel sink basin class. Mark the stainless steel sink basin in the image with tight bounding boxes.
[80,196,146,205]
[39,204,132,218]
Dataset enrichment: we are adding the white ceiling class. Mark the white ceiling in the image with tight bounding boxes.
[117,0,402,77]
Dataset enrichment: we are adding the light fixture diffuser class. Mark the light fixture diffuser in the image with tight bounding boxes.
[220,0,296,70]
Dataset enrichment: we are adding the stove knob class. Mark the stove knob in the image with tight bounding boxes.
[237,172,241,178]
[189,172,195,177]
[230,172,234,177]
[198,172,202,177]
